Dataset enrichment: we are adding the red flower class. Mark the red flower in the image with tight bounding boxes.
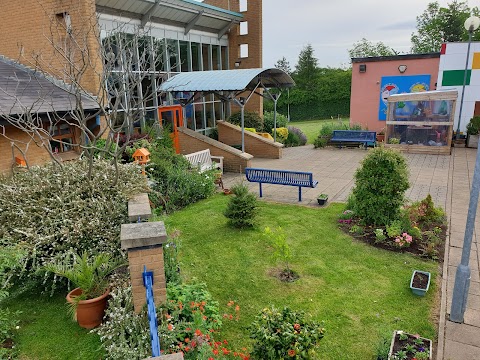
[223,339,228,345]
[222,347,230,355]
[213,349,219,355]
[294,323,301,330]
[185,338,190,343]
[195,329,203,336]
[184,346,190,352]
[288,349,296,357]
[167,324,173,331]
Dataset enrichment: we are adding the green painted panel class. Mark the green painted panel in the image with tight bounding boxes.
[442,69,471,86]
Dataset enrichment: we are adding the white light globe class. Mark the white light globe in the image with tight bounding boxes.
[464,16,480,31]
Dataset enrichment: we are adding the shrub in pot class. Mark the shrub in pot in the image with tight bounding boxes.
[45,252,126,329]
[466,116,480,148]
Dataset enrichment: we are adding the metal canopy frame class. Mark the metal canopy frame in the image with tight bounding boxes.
[159,68,295,152]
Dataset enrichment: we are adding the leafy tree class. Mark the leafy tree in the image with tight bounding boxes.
[294,44,318,92]
[411,1,480,53]
[348,38,398,58]
[274,56,292,75]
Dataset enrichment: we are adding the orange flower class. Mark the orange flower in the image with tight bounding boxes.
[195,329,203,336]
[294,323,301,330]
[167,324,173,331]
[184,338,190,343]
[288,349,296,357]
[235,305,240,312]
[213,349,219,355]
[222,347,230,355]
[227,300,235,307]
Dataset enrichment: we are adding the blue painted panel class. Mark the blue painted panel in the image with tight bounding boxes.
[378,75,431,120]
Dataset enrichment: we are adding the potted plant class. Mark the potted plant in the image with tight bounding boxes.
[376,128,385,143]
[317,194,328,206]
[388,330,432,359]
[45,252,126,329]
[466,116,480,148]
[410,270,431,296]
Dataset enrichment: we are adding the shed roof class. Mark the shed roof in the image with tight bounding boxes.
[0,57,99,117]
[159,68,295,93]
[96,0,243,36]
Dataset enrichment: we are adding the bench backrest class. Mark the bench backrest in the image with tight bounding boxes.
[184,149,213,167]
[245,168,314,186]
[332,130,376,141]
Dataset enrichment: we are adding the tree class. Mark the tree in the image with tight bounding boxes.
[294,44,318,92]
[411,1,480,53]
[274,56,292,75]
[348,38,397,58]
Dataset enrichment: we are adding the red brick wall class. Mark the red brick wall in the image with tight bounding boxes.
[0,126,51,173]
[217,121,283,159]
[203,0,263,115]
[0,0,102,95]
[178,127,253,173]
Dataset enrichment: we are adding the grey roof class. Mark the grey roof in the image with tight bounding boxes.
[96,0,243,36]
[0,57,99,116]
[159,68,295,92]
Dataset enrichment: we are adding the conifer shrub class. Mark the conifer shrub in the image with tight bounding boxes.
[350,147,409,226]
[224,183,258,228]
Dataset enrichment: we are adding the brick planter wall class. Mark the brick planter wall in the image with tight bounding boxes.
[217,120,283,159]
[178,127,253,173]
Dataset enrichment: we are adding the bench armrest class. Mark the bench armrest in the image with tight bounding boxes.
[211,156,224,173]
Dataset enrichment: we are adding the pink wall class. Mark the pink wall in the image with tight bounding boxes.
[350,56,440,132]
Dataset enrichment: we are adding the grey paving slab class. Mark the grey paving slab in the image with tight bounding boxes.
[443,339,480,360]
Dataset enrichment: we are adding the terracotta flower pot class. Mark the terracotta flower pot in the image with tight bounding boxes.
[66,288,110,329]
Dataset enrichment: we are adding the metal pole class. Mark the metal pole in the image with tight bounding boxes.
[273,96,277,142]
[241,101,245,152]
[455,31,473,139]
[287,88,290,122]
[450,142,480,321]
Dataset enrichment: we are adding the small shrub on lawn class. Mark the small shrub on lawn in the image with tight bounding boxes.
[263,227,292,272]
[263,111,288,134]
[228,111,264,132]
[224,184,258,228]
[349,147,409,226]
[313,136,328,148]
[249,306,325,360]
[0,160,147,287]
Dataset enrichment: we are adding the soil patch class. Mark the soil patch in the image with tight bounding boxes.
[412,272,429,289]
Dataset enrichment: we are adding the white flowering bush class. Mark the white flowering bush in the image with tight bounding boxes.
[0,159,148,284]
[93,284,151,360]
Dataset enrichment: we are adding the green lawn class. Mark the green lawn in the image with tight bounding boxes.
[3,288,104,360]
[164,195,438,360]
[290,118,349,144]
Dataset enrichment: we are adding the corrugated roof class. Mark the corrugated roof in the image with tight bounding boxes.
[0,57,99,116]
[96,0,243,35]
[159,68,295,92]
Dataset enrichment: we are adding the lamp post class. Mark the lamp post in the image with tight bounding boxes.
[450,16,480,323]
[455,16,480,140]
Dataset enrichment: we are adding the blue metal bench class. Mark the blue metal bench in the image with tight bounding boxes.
[330,130,376,148]
[245,168,318,202]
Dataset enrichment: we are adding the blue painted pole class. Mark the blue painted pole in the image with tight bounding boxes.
[143,266,161,356]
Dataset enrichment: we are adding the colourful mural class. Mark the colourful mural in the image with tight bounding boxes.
[378,75,430,120]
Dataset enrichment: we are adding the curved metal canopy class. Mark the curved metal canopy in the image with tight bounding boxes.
[159,68,295,93]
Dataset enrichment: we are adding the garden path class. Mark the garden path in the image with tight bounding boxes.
[222,145,480,360]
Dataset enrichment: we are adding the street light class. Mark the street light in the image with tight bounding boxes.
[450,16,480,323]
[455,16,480,140]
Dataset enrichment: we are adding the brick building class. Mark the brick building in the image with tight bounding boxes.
[0,0,263,172]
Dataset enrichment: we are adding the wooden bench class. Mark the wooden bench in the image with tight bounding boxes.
[245,167,318,202]
[330,130,376,148]
[184,149,224,173]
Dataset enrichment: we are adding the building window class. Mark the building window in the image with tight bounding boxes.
[48,122,75,153]
[240,44,249,58]
[239,0,247,12]
[56,12,72,33]
[240,21,248,35]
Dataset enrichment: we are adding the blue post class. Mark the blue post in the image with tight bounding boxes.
[143,266,161,357]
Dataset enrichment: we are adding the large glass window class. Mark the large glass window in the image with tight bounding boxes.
[191,42,201,71]
[202,44,210,70]
[212,45,220,70]
[179,40,190,72]
[167,39,179,72]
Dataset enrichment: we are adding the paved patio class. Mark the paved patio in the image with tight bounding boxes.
[222,145,479,360]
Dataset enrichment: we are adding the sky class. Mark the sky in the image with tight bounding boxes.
[262,0,477,69]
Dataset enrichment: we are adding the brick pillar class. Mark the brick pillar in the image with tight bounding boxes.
[120,222,167,313]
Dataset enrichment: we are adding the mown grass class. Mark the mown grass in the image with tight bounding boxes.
[3,288,104,360]
[164,195,439,360]
[290,118,349,144]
